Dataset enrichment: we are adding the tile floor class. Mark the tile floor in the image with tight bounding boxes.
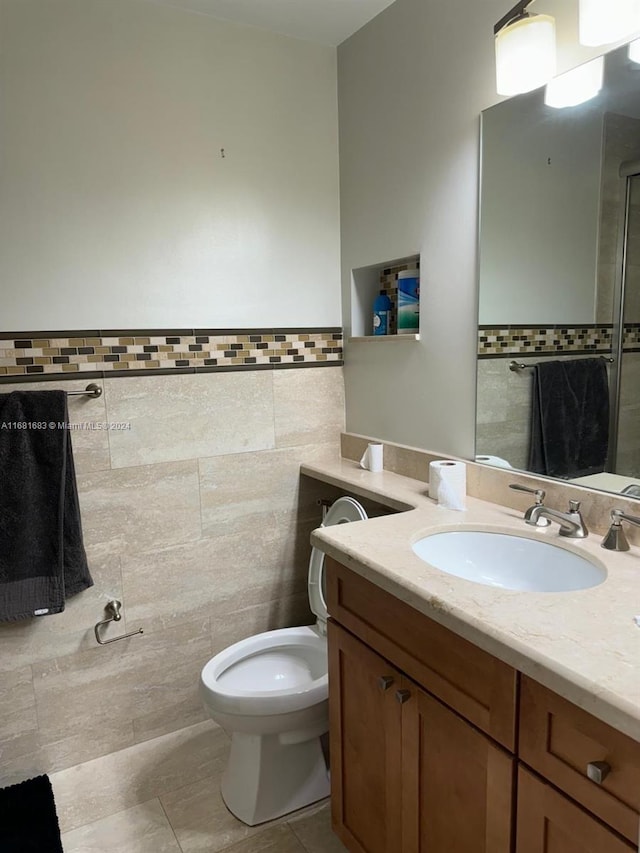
[50,720,348,853]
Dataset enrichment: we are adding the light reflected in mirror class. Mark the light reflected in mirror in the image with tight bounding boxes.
[476,43,640,499]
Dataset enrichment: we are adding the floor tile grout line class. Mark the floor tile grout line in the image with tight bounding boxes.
[281,821,308,851]
[156,796,185,853]
[58,766,336,852]
[59,796,182,851]
[287,820,310,851]
[211,820,307,853]
[49,711,338,850]
[51,721,220,834]
[155,765,224,812]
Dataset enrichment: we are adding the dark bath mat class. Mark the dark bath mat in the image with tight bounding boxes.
[0,774,64,852]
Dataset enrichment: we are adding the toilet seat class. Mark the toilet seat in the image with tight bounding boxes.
[308,496,367,633]
[201,626,328,716]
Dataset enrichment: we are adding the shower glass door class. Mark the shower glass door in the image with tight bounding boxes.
[614,172,640,478]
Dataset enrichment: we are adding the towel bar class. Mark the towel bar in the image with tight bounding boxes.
[68,383,102,398]
[509,356,615,372]
[94,600,143,645]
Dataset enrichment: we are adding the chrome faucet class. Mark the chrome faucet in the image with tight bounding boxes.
[526,500,589,538]
[601,509,640,551]
[508,483,550,526]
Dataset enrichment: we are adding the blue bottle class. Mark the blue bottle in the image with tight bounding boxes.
[373,291,392,336]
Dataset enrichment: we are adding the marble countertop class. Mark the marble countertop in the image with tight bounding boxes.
[303,459,640,741]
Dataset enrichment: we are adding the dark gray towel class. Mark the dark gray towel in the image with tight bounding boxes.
[528,358,609,478]
[0,390,92,622]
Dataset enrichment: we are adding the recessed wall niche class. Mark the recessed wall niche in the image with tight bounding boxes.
[350,255,420,341]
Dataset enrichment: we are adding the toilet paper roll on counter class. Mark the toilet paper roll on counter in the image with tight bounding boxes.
[428,460,467,511]
[360,443,384,473]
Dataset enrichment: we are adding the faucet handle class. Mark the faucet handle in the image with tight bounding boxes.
[601,508,640,551]
[566,501,588,537]
[509,483,546,504]
[611,508,640,526]
[600,509,640,551]
[510,484,550,526]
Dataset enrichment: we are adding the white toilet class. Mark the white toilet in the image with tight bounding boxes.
[200,496,368,826]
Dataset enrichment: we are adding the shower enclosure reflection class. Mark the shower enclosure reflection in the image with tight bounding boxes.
[614,168,640,479]
[476,43,640,495]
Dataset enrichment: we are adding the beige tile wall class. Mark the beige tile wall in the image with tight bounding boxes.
[0,368,345,785]
[340,431,640,546]
[616,352,640,476]
[476,358,533,471]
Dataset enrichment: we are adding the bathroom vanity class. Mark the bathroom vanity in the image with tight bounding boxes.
[326,557,638,853]
[304,457,640,853]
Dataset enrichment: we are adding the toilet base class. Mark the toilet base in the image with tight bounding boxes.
[221,730,330,826]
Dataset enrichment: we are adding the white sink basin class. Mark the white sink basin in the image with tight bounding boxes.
[412,530,606,592]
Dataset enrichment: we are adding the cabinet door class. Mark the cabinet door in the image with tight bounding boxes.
[519,676,640,844]
[402,684,514,853]
[516,767,635,853]
[328,621,403,853]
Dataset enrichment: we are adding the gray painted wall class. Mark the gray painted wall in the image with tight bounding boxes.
[480,95,603,325]
[338,0,624,458]
[0,0,340,330]
[338,0,506,457]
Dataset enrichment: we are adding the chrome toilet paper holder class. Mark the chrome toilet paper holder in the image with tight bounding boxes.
[94,599,143,645]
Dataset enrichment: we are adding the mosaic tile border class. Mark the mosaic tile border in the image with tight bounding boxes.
[477,325,614,358]
[624,323,640,349]
[0,328,343,380]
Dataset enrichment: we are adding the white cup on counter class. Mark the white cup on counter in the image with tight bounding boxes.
[359,443,384,473]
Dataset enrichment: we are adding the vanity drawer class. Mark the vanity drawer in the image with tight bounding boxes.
[519,676,640,844]
[516,767,635,853]
[325,557,517,750]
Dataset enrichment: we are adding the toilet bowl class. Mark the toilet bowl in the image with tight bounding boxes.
[200,496,368,826]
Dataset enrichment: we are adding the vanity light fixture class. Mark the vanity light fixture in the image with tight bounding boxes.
[578,0,640,47]
[495,1,556,96]
[544,56,604,108]
[629,36,640,63]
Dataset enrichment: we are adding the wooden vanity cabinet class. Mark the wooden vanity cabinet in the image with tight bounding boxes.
[328,621,403,853]
[327,557,516,853]
[326,557,639,853]
[402,679,514,853]
[328,621,514,853]
[325,558,518,750]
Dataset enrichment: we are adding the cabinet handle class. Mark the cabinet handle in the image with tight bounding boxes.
[378,676,394,691]
[395,689,411,704]
[587,761,611,785]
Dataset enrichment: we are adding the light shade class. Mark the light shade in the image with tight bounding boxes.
[544,57,604,108]
[495,14,557,96]
[629,36,640,62]
[579,0,640,46]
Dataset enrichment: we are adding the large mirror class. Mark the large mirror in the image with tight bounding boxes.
[476,42,640,498]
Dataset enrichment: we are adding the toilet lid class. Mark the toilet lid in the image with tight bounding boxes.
[308,496,368,625]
